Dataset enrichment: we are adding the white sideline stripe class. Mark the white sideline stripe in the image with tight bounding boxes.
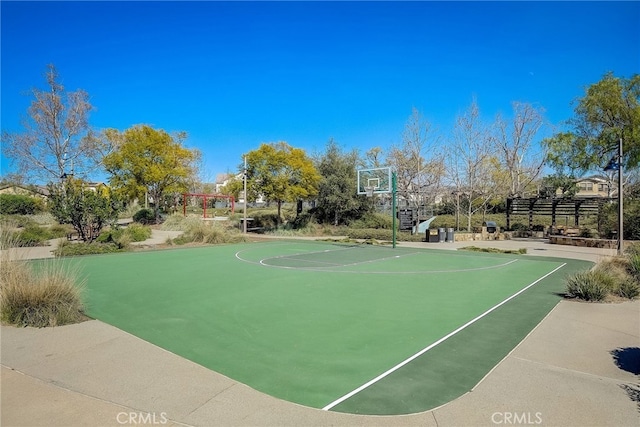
[321,262,567,411]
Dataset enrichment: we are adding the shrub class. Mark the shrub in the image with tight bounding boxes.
[53,240,123,257]
[565,271,610,301]
[593,261,626,288]
[626,243,640,257]
[267,221,327,237]
[161,214,202,231]
[579,228,598,238]
[290,212,313,229]
[95,228,131,249]
[48,224,72,239]
[3,222,72,248]
[188,222,208,242]
[0,231,85,327]
[617,279,640,299]
[251,211,281,229]
[95,228,123,243]
[627,252,640,282]
[48,180,122,242]
[0,215,34,228]
[171,221,247,245]
[14,225,51,247]
[29,213,57,226]
[510,223,528,232]
[124,223,152,242]
[0,260,86,327]
[350,213,392,229]
[590,267,619,293]
[133,208,156,225]
[0,194,44,215]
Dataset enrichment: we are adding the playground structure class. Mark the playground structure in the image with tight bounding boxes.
[182,193,235,218]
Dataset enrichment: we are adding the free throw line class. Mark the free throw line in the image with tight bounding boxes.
[322,262,567,411]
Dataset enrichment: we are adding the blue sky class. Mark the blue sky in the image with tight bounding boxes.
[2,1,639,183]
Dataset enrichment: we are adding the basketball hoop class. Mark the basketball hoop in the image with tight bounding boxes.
[364,186,375,197]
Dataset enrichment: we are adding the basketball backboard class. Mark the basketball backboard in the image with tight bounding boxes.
[357,167,392,195]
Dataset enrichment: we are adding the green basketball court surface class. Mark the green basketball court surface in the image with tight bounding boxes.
[70,240,591,415]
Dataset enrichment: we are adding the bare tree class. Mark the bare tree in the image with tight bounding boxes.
[364,147,384,168]
[494,102,547,197]
[387,108,444,210]
[2,64,104,183]
[447,99,494,232]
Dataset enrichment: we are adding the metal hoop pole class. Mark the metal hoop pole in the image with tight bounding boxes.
[392,171,397,249]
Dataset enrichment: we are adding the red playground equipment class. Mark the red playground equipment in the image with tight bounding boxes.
[182,193,235,218]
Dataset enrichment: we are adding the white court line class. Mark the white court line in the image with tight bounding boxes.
[238,244,521,274]
[321,262,567,411]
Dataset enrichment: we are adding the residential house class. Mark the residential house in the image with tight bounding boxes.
[0,184,49,200]
[574,175,616,198]
[215,173,265,205]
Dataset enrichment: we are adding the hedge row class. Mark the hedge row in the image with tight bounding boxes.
[0,194,44,215]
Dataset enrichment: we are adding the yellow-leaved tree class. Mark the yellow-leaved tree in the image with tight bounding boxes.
[245,142,320,225]
[103,125,200,222]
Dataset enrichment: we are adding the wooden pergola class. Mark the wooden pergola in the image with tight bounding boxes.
[506,197,613,231]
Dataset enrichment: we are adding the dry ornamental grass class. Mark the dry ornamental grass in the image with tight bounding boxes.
[0,223,86,327]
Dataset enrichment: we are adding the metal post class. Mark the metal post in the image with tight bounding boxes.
[618,137,624,255]
[203,195,207,219]
[243,156,247,234]
[392,171,397,249]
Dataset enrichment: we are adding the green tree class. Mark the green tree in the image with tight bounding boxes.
[2,64,104,183]
[544,72,640,172]
[220,176,243,202]
[48,178,122,242]
[538,174,579,199]
[0,194,44,215]
[314,140,369,226]
[103,125,200,222]
[245,142,320,224]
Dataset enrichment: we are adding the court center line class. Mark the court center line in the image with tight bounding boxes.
[321,262,567,411]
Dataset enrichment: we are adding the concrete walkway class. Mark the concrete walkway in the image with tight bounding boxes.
[1,229,184,261]
[1,234,639,426]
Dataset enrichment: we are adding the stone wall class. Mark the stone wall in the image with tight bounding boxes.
[549,236,618,249]
[453,228,508,242]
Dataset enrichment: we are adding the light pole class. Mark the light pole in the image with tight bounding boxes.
[617,137,624,255]
[604,137,623,255]
[392,171,397,249]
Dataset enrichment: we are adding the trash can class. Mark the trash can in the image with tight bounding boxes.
[426,229,439,242]
[446,228,454,242]
[438,227,446,243]
[483,221,497,233]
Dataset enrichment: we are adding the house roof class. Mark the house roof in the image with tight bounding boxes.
[577,175,609,183]
[0,184,50,196]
